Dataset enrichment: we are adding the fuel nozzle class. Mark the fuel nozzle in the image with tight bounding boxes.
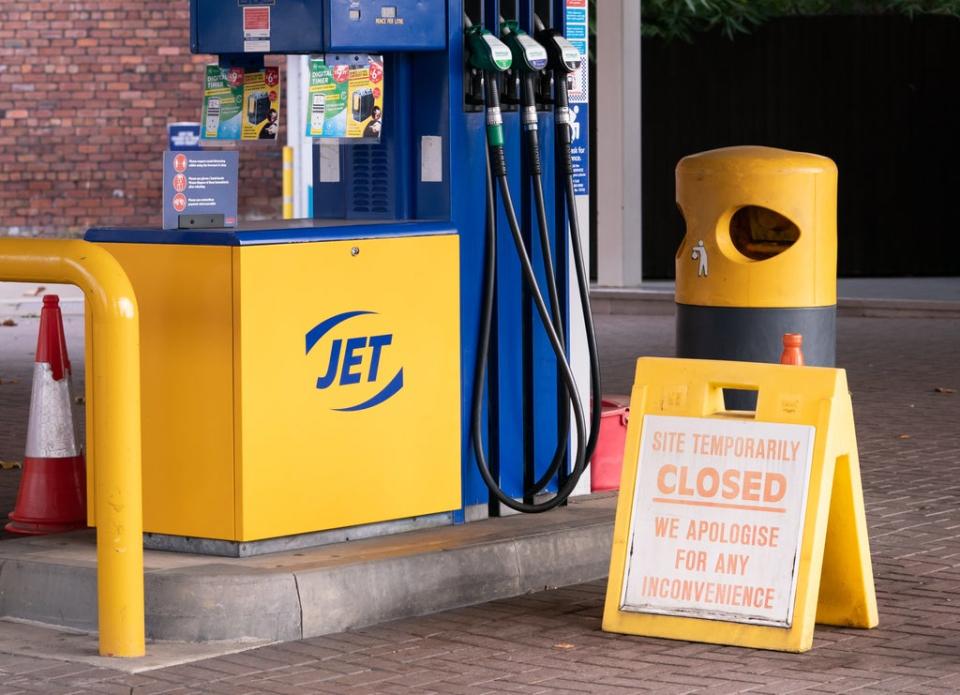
[532,27,581,174]
[500,20,548,123]
[466,25,512,74]
[534,28,582,75]
[534,27,582,109]
[466,25,511,173]
[499,21,548,74]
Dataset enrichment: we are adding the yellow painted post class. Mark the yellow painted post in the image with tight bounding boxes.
[282,146,294,219]
[0,239,144,658]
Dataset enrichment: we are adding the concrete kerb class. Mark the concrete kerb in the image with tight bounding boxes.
[296,541,523,638]
[146,565,302,642]
[0,557,98,633]
[0,498,617,645]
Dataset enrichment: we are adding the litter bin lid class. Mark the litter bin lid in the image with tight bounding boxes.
[675,146,838,308]
[677,146,836,177]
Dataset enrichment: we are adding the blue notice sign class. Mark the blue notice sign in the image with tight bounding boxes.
[162,150,239,230]
[569,106,589,196]
[167,122,202,151]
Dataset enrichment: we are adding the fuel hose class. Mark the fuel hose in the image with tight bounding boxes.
[471,73,590,513]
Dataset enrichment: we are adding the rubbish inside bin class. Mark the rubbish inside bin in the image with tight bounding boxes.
[729,205,800,260]
[590,400,629,492]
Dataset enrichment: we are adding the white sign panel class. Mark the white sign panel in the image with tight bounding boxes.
[621,415,815,627]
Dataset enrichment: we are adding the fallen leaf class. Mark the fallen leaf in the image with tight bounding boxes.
[1,319,16,327]
[0,461,22,470]
[553,643,576,650]
[0,378,20,385]
[74,396,85,405]
[22,286,46,297]
[934,387,956,395]
[897,434,912,440]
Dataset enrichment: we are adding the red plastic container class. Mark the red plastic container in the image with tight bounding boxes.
[590,399,629,492]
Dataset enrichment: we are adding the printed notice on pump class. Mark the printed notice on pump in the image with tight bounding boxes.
[243,6,270,52]
[621,415,814,627]
[162,150,238,230]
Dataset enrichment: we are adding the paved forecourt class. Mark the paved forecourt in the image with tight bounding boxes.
[0,308,958,692]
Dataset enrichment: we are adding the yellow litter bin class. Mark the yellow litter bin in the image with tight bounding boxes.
[675,146,837,406]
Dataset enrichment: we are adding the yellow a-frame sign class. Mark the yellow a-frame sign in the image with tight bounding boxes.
[603,357,878,652]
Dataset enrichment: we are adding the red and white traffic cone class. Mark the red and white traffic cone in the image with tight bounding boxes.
[5,295,87,535]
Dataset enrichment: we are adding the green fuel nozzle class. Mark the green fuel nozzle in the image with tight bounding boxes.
[466,25,511,162]
[466,25,512,73]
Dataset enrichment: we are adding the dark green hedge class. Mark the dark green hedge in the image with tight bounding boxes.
[641,0,960,41]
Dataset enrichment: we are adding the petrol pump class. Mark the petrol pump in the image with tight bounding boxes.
[84,0,597,555]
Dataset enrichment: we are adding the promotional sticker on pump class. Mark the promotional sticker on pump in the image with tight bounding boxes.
[241,66,281,140]
[306,55,384,141]
[305,57,347,138]
[201,64,280,141]
[201,65,244,140]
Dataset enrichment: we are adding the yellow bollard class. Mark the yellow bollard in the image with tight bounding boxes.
[283,146,294,219]
[0,239,144,658]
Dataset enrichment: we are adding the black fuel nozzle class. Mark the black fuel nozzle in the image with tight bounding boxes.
[534,28,582,76]
[533,28,580,175]
[534,27,581,107]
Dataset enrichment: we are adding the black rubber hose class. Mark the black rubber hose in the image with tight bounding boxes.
[471,74,589,513]
[524,162,571,495]
[562,160,601,462]
[470,147,498,504]
[555,78,603,463]
[471,172,589,513]
[520,85,571,494]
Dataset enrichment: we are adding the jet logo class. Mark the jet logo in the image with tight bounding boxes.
[305,310,404,412]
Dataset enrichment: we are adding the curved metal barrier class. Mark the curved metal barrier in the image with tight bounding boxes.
[0,239,144,657]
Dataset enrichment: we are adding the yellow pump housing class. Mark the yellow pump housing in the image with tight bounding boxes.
[87,233,462,543]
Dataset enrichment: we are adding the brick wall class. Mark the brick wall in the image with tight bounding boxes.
[0,1,284,236]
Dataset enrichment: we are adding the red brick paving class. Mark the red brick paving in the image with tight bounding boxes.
[0,313,958,693]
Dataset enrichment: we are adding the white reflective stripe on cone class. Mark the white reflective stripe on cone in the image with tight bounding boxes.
[24,362,79,459]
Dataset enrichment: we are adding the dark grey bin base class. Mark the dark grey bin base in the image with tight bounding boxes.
[676,303,836,409]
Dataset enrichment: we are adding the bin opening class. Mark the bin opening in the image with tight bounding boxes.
[717,388,758,417]
[729,206,799,261]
